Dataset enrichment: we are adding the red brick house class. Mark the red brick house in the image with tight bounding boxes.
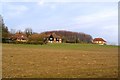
[93,38,106,45]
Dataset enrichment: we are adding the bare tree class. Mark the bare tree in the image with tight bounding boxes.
[10,29,16,34]
[24,28,33,37]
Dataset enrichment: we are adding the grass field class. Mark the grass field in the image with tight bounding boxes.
[2,43,118,78]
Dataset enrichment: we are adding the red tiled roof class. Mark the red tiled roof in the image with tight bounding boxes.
[93,38,106,42]
[46,33,62,38]
[11,33,28,40]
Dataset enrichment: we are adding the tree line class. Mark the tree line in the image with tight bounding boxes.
[41,31,92,43]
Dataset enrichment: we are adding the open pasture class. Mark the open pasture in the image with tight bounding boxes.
[2,43,118,78]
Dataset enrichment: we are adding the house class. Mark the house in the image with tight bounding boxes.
[93,38,106,45]
[11,33,28,42]
[45,33,62,43]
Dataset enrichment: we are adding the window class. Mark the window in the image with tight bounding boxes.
[50,38,53,40]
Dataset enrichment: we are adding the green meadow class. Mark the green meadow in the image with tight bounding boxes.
[2,43,118,78]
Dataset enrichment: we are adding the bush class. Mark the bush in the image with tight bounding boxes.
[66,40,76,43]
[26,41,44,45]
[2,38,15,43]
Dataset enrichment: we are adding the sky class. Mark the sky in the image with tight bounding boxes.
[0,0,119,45]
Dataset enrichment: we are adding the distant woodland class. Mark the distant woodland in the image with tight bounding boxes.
[0,15,93,44]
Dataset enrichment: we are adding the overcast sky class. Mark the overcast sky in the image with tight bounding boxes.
[0,0,119,45]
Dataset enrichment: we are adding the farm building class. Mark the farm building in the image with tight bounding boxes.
[45,33,62,43]
[11,33,28,42]
[93,38,106,45]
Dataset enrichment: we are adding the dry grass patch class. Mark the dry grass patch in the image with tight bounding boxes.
[2,43,118,78]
